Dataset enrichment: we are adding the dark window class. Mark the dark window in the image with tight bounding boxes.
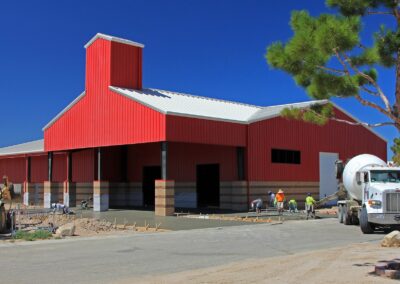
[271,149,301,164]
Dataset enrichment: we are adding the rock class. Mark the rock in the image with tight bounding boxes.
[116,224,125,230]
[381,230,400,247]
[55,222,76,237]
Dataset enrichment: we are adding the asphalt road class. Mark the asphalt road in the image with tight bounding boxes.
[0,219,382,283]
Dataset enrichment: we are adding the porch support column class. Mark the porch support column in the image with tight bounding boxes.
[155,180,175,216]
[93,181,109,211]
[93,148,109,211]
[64,152,76,207]
[23,157,31,206]
[44,152,54,208]
[155,142,174,216]
[161,142,168,180]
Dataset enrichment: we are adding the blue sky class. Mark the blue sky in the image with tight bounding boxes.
[0,0,398,158]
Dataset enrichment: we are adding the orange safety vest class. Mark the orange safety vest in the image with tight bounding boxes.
[276,193,285,202]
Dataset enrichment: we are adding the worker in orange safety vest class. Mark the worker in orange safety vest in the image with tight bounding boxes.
[275,189,285,215]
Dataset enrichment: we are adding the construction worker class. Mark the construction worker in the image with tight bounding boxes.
[268,191,275,208]
[275,189,285,215]
[305,193,316,220]
[288,198,298,213]
[250,198,263,214]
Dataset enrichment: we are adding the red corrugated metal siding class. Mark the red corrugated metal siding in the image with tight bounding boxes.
[0,157,25,183]
[102,146,123,182]
[30,155,48,183]
[72,149,94,182]
[168,142,237,181]
[247,107,387,181]
[110,41,142,89]
[52,153,67,182]
[127,143,160,182]
[166,115,247,146]
[44,38,165,151]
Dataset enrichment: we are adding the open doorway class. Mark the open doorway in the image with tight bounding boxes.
[142,166,161,207]
[197,164,220,208]
[319,152,339,206]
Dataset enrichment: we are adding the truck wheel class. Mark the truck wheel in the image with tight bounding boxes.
[343,205,352,225]
[360,207,374,234]
[338,205,343,223]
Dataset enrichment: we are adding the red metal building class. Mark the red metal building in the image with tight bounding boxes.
[0,33,387,212]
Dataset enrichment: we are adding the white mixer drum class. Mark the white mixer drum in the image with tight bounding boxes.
[342,154,386,201]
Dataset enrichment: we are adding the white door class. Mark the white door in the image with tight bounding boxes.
[319,152,339,204]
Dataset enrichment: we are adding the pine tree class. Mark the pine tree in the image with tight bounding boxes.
[266,0,400,130]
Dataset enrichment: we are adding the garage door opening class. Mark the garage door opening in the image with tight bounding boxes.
[197,164,220,208]
[142,166,161,207]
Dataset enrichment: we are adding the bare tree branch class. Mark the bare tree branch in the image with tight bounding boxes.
[360,86,379,96]
[342,52,392,113]
[367,11,394,16]
[305,108,395,128]
[316,65,346,75]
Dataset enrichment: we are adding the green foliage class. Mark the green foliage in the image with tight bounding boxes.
[327,0,397,16]
[391,138,400,165]
[14,230,52,241]
[281,103,334,126]
[266,0,400,127]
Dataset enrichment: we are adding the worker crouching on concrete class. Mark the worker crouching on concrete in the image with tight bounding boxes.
[305,193,316,220]
[288,198,298,213]
[250,198,263,214]
[275,189,285,215]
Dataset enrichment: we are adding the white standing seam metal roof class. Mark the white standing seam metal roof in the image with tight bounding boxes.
[84,33,145,49]
[109,86,325,124]
[0,139,44,157]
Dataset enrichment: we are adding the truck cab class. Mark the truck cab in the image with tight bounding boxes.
[358,167,400,227]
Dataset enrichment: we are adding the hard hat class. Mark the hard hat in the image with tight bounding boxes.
[307,193,311,196]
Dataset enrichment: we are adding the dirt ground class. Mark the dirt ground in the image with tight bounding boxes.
[128,242,399,284]
[14,213,167,238]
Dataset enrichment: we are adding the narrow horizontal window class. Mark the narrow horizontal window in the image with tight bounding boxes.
[271,149,301,164]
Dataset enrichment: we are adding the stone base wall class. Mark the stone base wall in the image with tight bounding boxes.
[220,181,248,211]
[44,182,64,208]
[23,182,44,206]
[175,182,196,208]
[109,182,143,208]
[155,180,175,216]
[75,183,93,205]
[63,182,77,207]
[249,181,319,210]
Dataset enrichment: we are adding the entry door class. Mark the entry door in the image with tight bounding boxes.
[197,164,220,208]
[319,152,339,204]
[142,166,161,207]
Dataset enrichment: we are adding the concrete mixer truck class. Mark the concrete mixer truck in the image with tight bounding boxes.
[335,154,400,234]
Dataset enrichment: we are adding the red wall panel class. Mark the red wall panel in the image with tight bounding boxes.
[30,155,48,183]
[44,38,165,151]
[102,146,123,182]
[52,153,67,182]
[166,116,247,146]
[72,149,94,182]
[0,157,25,183]
[168,142,237,181]
[110,41,142,89]
[127,143,160,182]
[247,107,387,182]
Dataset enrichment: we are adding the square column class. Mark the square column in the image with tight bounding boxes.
[155,180,175,216]
[63,181,76,207]
[44,181,61,208]
[93,181,109,212]
[23,181,30,206]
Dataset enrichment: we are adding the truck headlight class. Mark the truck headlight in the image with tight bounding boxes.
[368,200,382,208]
